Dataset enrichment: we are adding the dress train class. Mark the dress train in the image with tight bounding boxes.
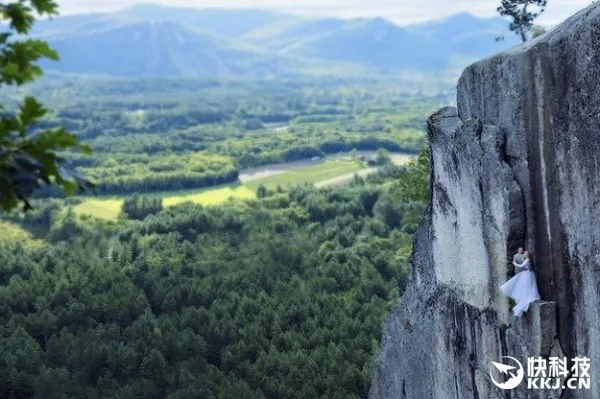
[500,268,541,317]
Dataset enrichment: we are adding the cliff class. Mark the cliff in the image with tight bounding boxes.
[370,3,600,399]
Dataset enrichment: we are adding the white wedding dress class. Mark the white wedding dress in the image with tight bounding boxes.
[500,259,541,317]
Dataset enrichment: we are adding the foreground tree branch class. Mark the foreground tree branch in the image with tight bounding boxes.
[0,0,92,212]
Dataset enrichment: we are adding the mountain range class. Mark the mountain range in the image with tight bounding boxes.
[29,4,520,78]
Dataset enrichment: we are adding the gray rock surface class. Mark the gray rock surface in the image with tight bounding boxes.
[370,3,600,399]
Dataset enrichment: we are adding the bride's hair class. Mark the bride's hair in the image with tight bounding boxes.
[524,251,533,260]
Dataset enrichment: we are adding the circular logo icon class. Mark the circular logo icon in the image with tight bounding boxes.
[489,356,524,390]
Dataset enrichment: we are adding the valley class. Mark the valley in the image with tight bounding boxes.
[73,152,412,220]
[1,64,432,397]
[16,74,436,201]
[6,1,599,399]
[0,3,499,398]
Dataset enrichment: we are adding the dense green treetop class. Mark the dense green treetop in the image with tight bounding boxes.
[0,156,430,398]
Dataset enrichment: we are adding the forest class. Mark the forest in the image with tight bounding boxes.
[0,58,441,397]
[0,48,442,396]
[10,76,445,196]
[0,151,430,398]
[0,5,440,394]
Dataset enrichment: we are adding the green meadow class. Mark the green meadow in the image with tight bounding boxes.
[244,159,363,190]
[0,221,45,248]
[73,160,366,220]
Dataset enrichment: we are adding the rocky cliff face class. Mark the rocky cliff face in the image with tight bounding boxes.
[370,4,600,399]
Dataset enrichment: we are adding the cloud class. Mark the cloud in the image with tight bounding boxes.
[57,0,592,25]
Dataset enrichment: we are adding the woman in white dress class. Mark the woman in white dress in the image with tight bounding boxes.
[500,251,541,317]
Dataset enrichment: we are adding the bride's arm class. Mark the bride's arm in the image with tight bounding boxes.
[513,258,523,267]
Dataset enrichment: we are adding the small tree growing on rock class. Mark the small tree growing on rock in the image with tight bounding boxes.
[497,0,548,42]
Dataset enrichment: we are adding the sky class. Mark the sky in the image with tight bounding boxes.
[58,0,593,25]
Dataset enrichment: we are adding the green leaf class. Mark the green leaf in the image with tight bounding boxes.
[28,39,60,61]
[60,179,78,196]
[20,96,47,129]
[1,63,21,81]
[80,144,93,155]
[2,3,36,34]
[30,0,59,15]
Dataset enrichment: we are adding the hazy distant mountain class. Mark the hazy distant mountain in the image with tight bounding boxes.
[32,4,513,78]
[43,21,279,78]
[30,13,126,39]
[287,18,450,71]
[116,4,295,38]
[406,12,519,59]
[243,18,348,49]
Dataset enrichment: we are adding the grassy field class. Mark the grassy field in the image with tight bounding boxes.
[74,184,256,220]
[73,160,364,220]
[0,221,45,247]
[73,198,124,220]
[162,185,256,207]
[244,160,362,190]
